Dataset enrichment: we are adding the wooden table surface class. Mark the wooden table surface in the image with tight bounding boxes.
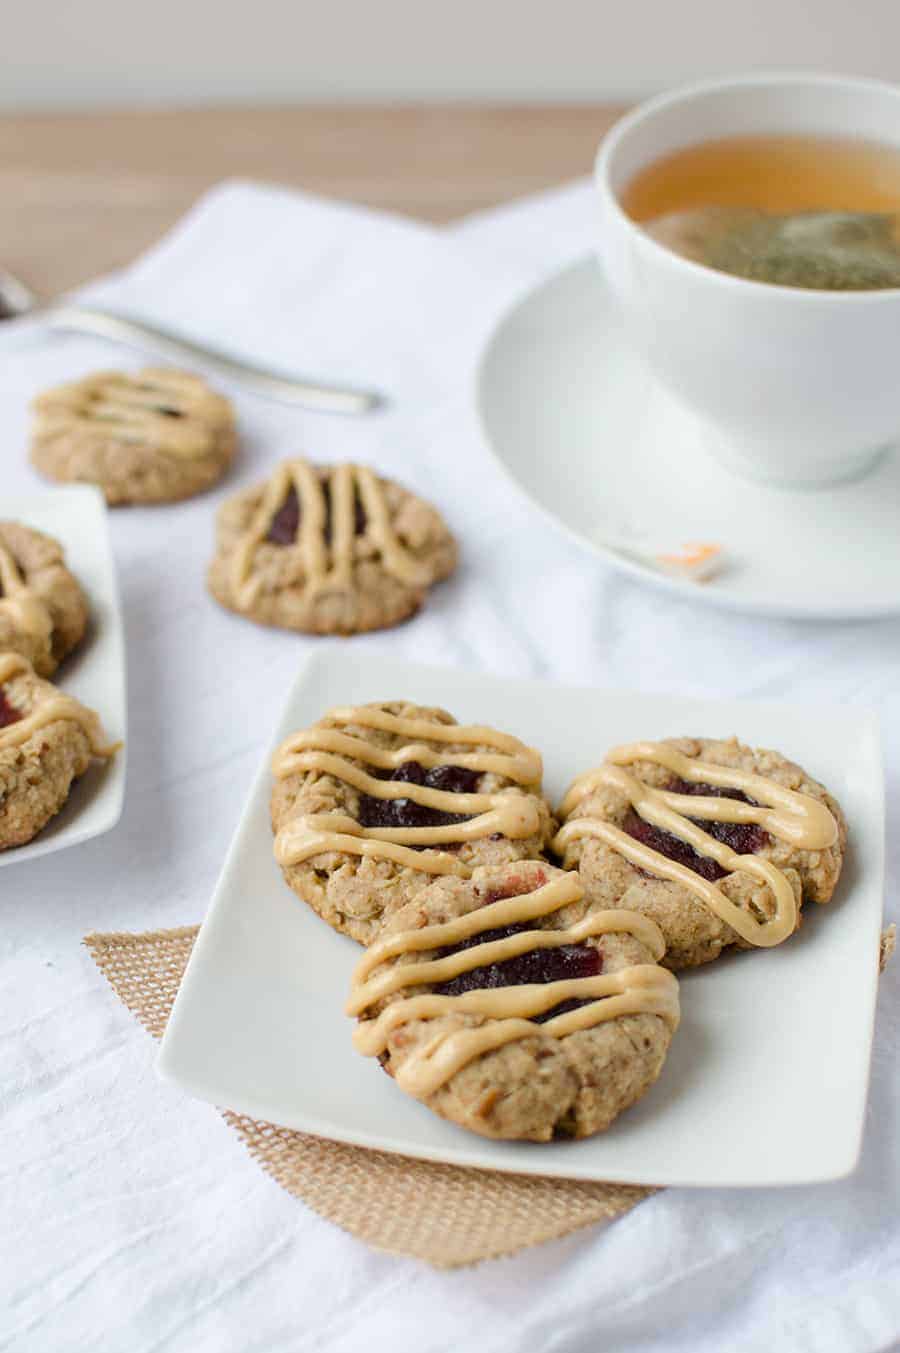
[1,105,622,299]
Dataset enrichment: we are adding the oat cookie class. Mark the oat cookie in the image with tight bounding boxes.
[348,861,679,1141]
[0,652,118,849]
[270,701,556,945]
[0,521,88,675]
[207,458,457,635]
[30,368,236,505]
[554,736,847,970]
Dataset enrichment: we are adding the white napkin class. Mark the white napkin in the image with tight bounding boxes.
[2,179,898,1353]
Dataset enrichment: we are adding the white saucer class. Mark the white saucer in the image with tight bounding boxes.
[477,258,900,620]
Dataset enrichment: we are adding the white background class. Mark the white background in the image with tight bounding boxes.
[6,0,900,110]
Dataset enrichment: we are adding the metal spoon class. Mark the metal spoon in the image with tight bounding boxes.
[0,268,383,415]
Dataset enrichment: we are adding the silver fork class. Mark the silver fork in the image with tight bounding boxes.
[0,268,383,416]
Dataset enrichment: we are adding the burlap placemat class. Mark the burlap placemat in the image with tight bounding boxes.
[83,925,656,1267]
[85,923,895,1267]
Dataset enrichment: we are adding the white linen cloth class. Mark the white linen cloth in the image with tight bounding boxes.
[1,179,898,1353]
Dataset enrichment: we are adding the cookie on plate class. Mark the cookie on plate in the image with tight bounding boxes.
[554,736,846,970]
[207,458,457,635]
[0,521,88,676]
[270,701,556,945]
[30,368,236,505]
[0,651,118,848]
[348,860,679,1141]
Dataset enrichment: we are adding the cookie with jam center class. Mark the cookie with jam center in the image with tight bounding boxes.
[270,701,555,944]
[207,458,457,635]
[349,860,679,1141]
[554,736,847,970]
[0,651,118,848]
[0,521,88,676]
[30,367,236,505]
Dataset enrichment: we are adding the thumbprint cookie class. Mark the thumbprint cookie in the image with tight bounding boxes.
[30,368,236,505]
[0,521,88,676]
[270,701,556,945]
[0,652,118,848]
[348,860,679,1141]
[554,736,847,970]
[206,458,457,635]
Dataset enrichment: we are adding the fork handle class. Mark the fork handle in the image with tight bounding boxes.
[44,305,384,416]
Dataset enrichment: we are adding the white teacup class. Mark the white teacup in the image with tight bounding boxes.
[595,72,900,489]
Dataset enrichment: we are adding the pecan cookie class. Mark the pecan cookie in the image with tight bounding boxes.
[30,368,236,505]
[207,459,457,635]
[0,521,88,676]
[348,860,679,1141]
[0,652,118,848]
[554,736,847,970]
[270,701,556,945]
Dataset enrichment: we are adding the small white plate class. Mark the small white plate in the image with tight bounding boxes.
[478,258,900,621]
[157,651,883,1187]
[1,486,126,865]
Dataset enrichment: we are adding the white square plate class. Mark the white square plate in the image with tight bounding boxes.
[1,486,126,865]
[157,651,883,1186]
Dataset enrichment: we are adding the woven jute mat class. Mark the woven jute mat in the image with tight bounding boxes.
[85,923,896,1267]
[83,925,657,1267]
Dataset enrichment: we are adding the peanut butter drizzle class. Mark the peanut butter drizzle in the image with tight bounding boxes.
[0,652,118,757]
[348,873,680,1099]
[34,369,228,460]
[272,705,544,877]
[555,741,840,948]
[230,459,437,608]
[0,544,53,644]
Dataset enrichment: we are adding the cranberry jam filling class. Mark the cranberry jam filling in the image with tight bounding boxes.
[357,760,480,832]
[623,777,770,882]
[265,484,301,545]
[0,688,23,729]
[322,483,367,546]
[434,922,603,1024]
[265,481,368,547]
